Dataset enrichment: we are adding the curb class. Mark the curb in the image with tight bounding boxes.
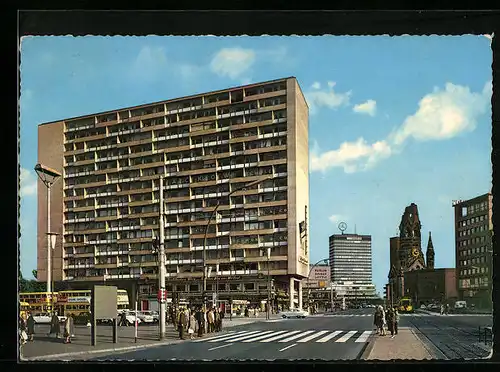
[358,333,377,360]
[21,339,185,361]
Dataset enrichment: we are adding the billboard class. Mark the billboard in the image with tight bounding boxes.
[93,285,118,319]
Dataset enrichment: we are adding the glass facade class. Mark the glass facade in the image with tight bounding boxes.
[329,234,372,285]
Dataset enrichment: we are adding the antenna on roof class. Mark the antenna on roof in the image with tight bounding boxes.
[354,224,357,235]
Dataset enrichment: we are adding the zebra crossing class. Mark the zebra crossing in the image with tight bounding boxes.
[192,329,374,344]
[321,313,427,317]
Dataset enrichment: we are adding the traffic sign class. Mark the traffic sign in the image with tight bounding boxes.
[157,288,167,303]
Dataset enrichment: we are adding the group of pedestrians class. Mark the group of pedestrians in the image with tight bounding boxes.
[176,306,224,340]
[19,311,75,345]
[373,305,400,339]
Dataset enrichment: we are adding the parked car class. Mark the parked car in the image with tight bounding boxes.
[281,308,309,319]
[32,313,51,324]
[142,310,159,323]
[120,311,144,326]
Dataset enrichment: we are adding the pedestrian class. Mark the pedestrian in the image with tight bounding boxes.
[26,312,35,342]
[196,307,204,337]
[178,307,186,340]
[440,304,444,315]
[207,308,215,333]
[244,307,249,317]
[386,307,395,338]
[214,308,221,332]
[19,314,28,345]
[393,307,400,336]
[63,314,74,344]
[381,306,387,336]
[188,311,196,340]
[119,312,127,327]
[445,303,450,315]
[254,307,259,318]
[373,306,381,335]
[48,312,61,339]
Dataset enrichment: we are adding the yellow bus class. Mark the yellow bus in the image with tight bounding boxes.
[20,301,30,318]
[19,292,57,314]
[56,289,130,316]
[398,297,414,313]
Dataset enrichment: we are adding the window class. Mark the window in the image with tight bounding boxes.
[461,207,468,217]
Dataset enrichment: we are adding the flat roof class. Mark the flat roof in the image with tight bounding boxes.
[39,76,298,127]
[453,192,492,207]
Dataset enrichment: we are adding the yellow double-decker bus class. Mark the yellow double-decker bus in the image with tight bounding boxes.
[19,292,57,315]
[20,301,30,318]
[56,289,130,316]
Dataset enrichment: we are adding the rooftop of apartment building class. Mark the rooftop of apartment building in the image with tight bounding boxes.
[39,76,305,126]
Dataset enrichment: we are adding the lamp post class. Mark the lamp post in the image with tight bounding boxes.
[306,258,329,313]
[34,163,62,295]
[157,176,167,340]
[202,176,273,314]
[46,232,58,307]
[261,246,271,319]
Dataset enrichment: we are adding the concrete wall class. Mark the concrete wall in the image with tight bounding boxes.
[37,122,65,282]
[286,78,309,279]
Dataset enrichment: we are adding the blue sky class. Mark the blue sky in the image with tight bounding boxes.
[19,36,492,293]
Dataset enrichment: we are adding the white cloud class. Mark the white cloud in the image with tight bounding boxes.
[131,46,168,82]
[328,214,347,224]
[20,168,37,197]
[353,99,377,116]
[311,82,321,89]
[390,81,491,146]
[210,47,256,80]
[305,82,352,114]
[311,81,491,174]
[311,138,392,173]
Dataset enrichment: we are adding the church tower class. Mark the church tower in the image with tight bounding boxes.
[426,231,435,270]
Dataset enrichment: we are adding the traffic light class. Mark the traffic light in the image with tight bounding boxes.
[383,285,388,299]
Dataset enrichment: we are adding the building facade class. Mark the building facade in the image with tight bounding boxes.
[402,268,458,307]
[329,234,372,285]
[453,193,493,309]
[37,77,310,309]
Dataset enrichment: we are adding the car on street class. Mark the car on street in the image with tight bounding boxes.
[141,310,159,323]
[280,308,309,319]
[31,313,67,324]
[118,310,143,326]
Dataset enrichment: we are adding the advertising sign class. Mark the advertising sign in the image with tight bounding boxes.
[93,285,118,320]
[68,297,91,303]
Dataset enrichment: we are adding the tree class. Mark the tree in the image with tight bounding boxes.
[32,270,38,280]
[19,273,46,293]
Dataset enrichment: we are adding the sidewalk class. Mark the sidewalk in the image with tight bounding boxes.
[222,313,281,328]
[364,327,436,360]
[20,324,181,361]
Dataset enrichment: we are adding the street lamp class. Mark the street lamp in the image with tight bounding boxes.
[306,258,329,313]
[261,246,271,319]
[46,232,59,306]
[202,176,273,315]
[34,163,62,295]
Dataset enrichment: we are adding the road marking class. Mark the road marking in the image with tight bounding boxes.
[192,330,240,342]
[279,330,314,343]
[279,343,297,352]
[208,330,261,343]
[225,330,274,342]
[355,331,372,343]
[316,331,342,343]
[242,330,288,343]
[208,343,234,351]
[297,330,329,343]
[260,330,301,342]
[335,330,357,343]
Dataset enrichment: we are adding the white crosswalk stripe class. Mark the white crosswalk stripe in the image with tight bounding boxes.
[279,330,315,343]
[195,329,375,344]
[355,330,373,343]
[335,330,357,343]
[316,331,342,343]
[208,330,261,342]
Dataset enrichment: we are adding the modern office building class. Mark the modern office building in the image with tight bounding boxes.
[453,193,493,309]
[37,77,310,309]
[329,234,372,285]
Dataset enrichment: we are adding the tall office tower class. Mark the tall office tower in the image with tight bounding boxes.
[328,234,372,285]
[453,193,493,309]
[37,77,309,309]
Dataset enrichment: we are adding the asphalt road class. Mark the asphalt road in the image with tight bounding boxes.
[92,309,377,361]
[400,311,493,359]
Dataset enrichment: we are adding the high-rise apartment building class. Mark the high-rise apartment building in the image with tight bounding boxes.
[453,193,493,309]
[328,234,372,285]
[37,77,310,309]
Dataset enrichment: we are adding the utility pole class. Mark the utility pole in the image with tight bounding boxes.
[267,247,271,319]
[158,176,166,340]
